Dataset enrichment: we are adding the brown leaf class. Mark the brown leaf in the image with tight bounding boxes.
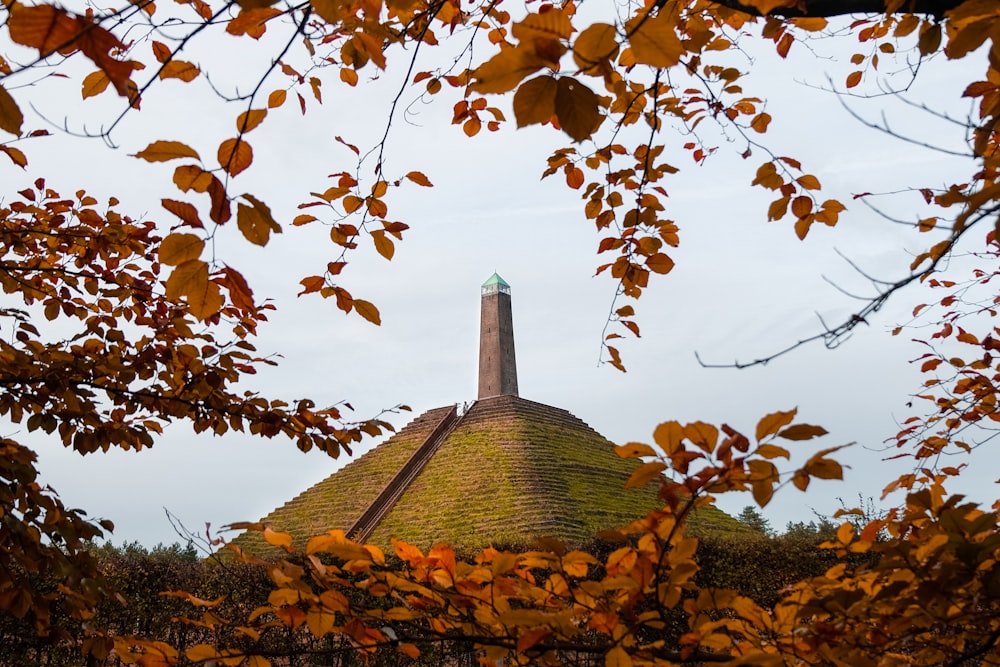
[554,77,602,142]
[469,45,546,95]
[353,299,381,325]
[236,109,267,133]
[0,83,23,135]
[134,140,200,162]
[161,199,204,229]
[160,233,204,265]
[625,460,666,488]
[513,75,558,128]
[405,171,433,187]
[237,194,280,246]
[573,23,619,74]
[755,409,796,442]
[646,253,674,275]
[174,165,214,192]
[777,424,828,441]
[625,13,683,68]
[81,70,110,99]
[371,230,394,260]
[159,60,200,82]
[218,138,253,176]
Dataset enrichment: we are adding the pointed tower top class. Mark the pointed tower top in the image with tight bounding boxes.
[482,272,511,295]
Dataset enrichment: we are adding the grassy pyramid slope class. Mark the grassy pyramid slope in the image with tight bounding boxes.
[235,396,743,554]
[369,395,742,549]
[233,406,454,554]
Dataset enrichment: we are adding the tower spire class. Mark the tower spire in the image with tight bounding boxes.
[478,273,518,398]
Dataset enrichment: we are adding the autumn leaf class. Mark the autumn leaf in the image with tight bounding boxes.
[573,23,619,74]
[646,253,674,275]
[554,77,602,142]
[470,45,547,95]
[173,165,214,192]
[165,259,223,319]
[237,194,281,246]
[159,233,205,265]
[615,442,656,458]
[625,460,666,488]
[353,299,381,325]
[161,199,205,228]
[777,424,828,441]
[237,109,268,133]
[514,75,559,128]
[218,138,253,176]
[625,13,683,68]
[0,84,23,136]
[81,70,111,99]
[755,409,796,441]
[159,61,200,82]
[134,141,200,163]
[405,171,433,187]
[371,230,395,260]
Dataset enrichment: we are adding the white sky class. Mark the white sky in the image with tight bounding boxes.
[2,9,993,546]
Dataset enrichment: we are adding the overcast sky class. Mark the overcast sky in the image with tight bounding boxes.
[3,12,993,547]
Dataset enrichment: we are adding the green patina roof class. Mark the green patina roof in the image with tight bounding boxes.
[482,272,510,289]
[234,396,744,556]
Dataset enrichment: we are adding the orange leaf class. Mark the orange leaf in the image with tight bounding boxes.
[405,171,433,187]
[267,89,287,108]
[236,109,267,133]
[353,299,381,325]
[134,140,200,162]
[161,199,204,229]
[615,442,656,458]
[0,145,27,168]
[173,165,214,192]
[646,253,674,275]
[469,44,546,94]
[625,13,683,68]
[791,195,812,218]
[750,112,771,133]
[165,259,223,319]
[343,195,364,213]
[846,71,863,88]
[573,23,619,74]
[755,409,796,442]
[81,70,110,99]
[159,60,200,82]
[264,527,293,548]
[218,138,253,176]
[236,194,280,246]
[0,83,23,136]
[371,230,394,260]
[160,233,204,265]
[625,461,666,489]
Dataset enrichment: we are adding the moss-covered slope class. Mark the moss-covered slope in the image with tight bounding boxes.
[235,396,743,554]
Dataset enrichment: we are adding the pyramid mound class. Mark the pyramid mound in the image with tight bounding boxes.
[234,395,742,554]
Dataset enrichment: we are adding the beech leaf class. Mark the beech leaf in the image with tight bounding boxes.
[0,84,23,136]
[160,233,205,265]
[134,140,200,163]
[353,299,381,325]
[554,77,602,142]
[513,75,559,128]
[218,138,253,176]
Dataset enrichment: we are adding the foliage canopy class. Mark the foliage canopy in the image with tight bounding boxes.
[2,0,1000,664]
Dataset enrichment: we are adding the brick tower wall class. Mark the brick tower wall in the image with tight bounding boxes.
[478,289,518,398]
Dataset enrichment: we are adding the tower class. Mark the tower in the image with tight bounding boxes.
[478,272,518,399]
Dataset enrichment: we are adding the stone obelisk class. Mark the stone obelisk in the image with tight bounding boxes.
[478,273,518,398]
